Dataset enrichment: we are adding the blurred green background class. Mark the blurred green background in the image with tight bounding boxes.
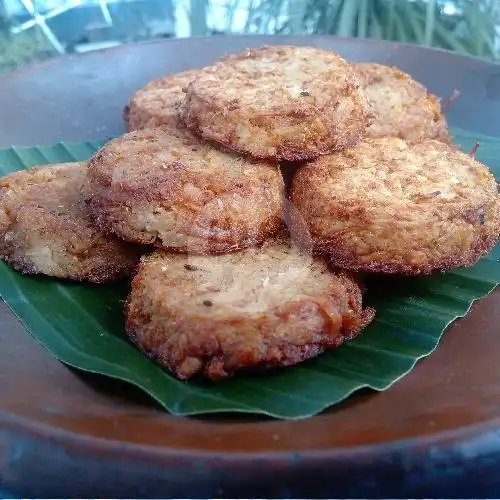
[0,0,499,73]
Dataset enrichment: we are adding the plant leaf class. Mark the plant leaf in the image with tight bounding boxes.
[357,0,369,38]
[288,0,307,34]
[0,130,498,420]
[402,0,426,45]
[424,0,437,46]
[337,0,359,37]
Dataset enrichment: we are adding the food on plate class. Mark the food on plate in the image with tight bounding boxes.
[181,45,371,162]
[290,137,499,275]
[0,162,142,282]
[3,42,497,390]
[125,238,375,380]
[86,128,285,254]
[124,69,200,131]
[353,62,451,143]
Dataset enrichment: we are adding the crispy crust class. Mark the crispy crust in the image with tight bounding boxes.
[181,45,371,162]
[353,62,451,143]
[290,138,499,275]
[125,69,200,131]
[86,128,285,254]
[125,239,375,380]
[0,162,142,282]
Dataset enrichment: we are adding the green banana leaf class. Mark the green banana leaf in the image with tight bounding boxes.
[0,129,498,420]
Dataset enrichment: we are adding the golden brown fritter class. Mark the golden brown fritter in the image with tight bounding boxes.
[353,62,451,143]
[87,128,285,255]
[124,69,200,131]
[0,162,142,282]
[125,239,375,380]
[181,45,371,162]
[290,137,499,275]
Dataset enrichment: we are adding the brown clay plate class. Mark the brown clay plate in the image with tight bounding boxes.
[1,35,500,498]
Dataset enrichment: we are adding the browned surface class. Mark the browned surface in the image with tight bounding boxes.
[1,289,499,450]
[182,45,370,161]
[125,243,374,380]
[126,69,200,131]
[0,35,500,497]
[0,35,498,149]
[353,62,451,143]
[0,162,141,282]
[87,128,284,254]
[290,137,500,274]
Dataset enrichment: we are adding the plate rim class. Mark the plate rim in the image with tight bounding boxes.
[1,34,499,497]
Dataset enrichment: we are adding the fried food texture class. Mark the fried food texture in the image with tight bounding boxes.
[87,128,285,254]
[181,45,371,161]
[125,69,200,131]
[353,62,451,143]
[125,239,375,380]
[0,162,142,282]
[290,137,499,274]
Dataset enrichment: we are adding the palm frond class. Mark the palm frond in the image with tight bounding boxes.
[337,0,359,37]
[424,0,437,45]
[244,0,499,60]
[357,0,369,38]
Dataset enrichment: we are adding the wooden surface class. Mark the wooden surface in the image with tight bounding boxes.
[0,35,499,498]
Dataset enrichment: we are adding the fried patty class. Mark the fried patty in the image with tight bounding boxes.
[290,137,499,275]
[87,128,285,254]
[0,162,142,282]
[181,45,371,162]
[125,69,200,131]
[353,62,451,143]
[125,239,375,380]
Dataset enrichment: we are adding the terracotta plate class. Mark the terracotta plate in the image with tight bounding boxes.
[1,36,500,498]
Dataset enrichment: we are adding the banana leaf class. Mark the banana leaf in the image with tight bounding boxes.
[0,129,498,419]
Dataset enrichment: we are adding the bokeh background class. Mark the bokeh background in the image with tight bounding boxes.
[0,0,499,73]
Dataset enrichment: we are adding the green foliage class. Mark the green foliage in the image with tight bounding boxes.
[244,0,499,60]
[0,0,497,73]
[0,27,56,73]
[0,134,498,420]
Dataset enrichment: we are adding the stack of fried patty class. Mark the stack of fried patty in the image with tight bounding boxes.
[1,45,498,380]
